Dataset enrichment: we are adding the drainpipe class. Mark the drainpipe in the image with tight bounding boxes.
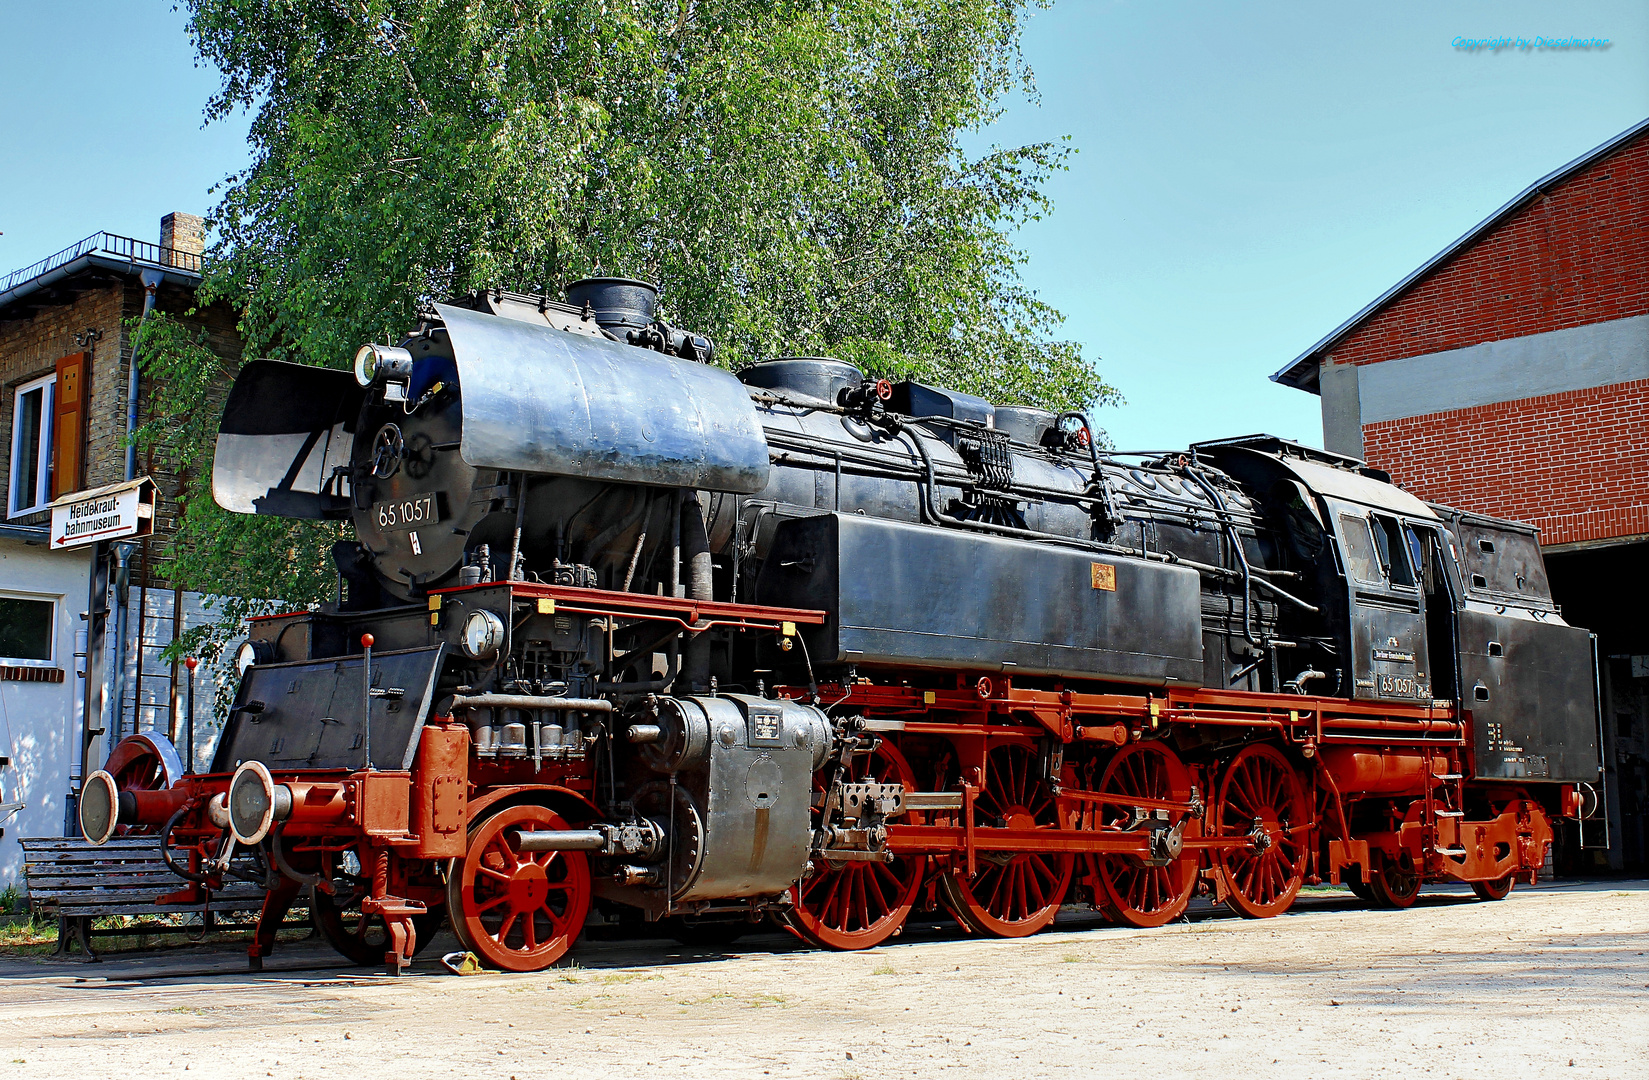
[125,269,163,482]
[109,544,133,740]
[110,269,162,740]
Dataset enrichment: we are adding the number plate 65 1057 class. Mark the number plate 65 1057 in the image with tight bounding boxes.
[373,493,440,531]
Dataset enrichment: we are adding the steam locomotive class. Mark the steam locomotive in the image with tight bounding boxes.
[80,278,1603,972]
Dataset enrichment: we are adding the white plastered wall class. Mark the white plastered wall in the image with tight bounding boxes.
[0,538,91,889]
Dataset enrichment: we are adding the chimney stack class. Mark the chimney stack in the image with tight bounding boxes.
[160,212,205,268]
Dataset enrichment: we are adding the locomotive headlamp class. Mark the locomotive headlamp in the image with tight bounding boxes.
[234,639,276,678]
[353,343,414,388]
[461,609,506,660]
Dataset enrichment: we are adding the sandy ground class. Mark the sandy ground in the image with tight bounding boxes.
[0,880,1643,1080]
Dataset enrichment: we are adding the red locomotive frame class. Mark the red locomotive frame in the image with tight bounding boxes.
[91,579,1559,971]
[778,675,1552,945]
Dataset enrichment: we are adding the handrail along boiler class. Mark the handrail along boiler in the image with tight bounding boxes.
[80,277,1604,970]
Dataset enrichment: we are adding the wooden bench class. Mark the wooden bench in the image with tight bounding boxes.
[20,836,281,959]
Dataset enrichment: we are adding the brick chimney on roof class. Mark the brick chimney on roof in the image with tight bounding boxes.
[160,212,205,268]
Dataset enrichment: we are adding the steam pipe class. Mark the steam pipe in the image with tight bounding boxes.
[506,473,527,580]
[670,489,684,598]
[1054,410,1102,473]
[681,492,714,690]
[595,643,679,696]
[159,807,217,885]
[621,524,647,591]
[449,694,614,712]
[515,829,607,852]
[269,825,334,894]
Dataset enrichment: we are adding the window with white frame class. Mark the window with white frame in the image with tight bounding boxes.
[8,373,54,518]
[0,594,55,664]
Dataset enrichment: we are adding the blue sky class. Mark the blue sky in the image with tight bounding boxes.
[2,1,1646,451]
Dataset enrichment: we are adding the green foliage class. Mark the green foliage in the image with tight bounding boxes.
[153,0,1117,673]
[132,311,343,619]
[132,312,332,733]
[184,0,1114,410]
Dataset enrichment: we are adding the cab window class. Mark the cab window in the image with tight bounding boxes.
[1369,514,1415,588]
[1337,513,1383,584]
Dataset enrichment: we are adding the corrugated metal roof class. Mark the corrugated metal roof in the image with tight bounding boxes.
[1273,116,1649,394]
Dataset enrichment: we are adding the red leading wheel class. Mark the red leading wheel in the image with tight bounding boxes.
[446,804,592,972]
[786,739,925,951]
[1215,743,1309,919]
[1089,741,1198,928]
[1470,874,1514,902]
[940,743,1074,937]
[312,887,446,966]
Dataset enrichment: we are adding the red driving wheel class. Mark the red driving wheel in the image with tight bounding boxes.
[786,739,926,950]
[446,804,592,971]
[1089,741,1198,928]
[939,743,1074,937]
[1215,743,1308,919]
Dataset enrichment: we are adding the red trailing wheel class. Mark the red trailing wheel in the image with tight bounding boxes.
[1089,742,1198,928]
[1368,850,1422,909]
[787,739,925,950]
[446,804,591,971]
[940,743,1074,937]
[1215,743,1308,919]
[1345,869,1377,904]
[1470,874,1514,902]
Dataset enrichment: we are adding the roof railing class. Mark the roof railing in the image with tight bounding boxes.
[0,231,204,294]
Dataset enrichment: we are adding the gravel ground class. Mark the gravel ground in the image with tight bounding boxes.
[0,879,1643,1080]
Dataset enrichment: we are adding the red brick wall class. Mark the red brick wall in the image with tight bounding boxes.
[1324,132,1648,370]
[0,281,241,588]
[1363,380,1649,546]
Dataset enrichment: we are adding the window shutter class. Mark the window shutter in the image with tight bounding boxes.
[51,352,88,500]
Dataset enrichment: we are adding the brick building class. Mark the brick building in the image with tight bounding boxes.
[0,216,241,884]
[1274,118,1649,871]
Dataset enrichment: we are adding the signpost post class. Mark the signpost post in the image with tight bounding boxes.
[47,477,158,818]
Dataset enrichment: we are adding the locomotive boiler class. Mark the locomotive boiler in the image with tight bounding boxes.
[80,278,1604,972]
